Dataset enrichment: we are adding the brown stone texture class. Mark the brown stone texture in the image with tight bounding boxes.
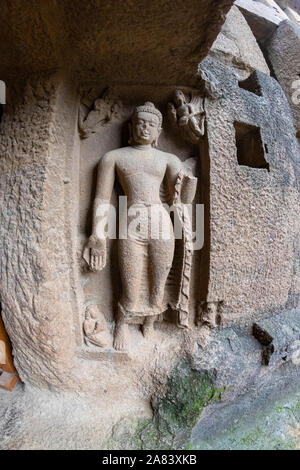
[0,1,234,389]
[0,0,234,85]
[0,73,80,387]
[0,0,299,451]
[267,20,300,135]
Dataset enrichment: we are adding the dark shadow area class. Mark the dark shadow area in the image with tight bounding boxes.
[258,42,278,81]
[234,121,270,171]
[196,123,210,303]
[238,74,262,96]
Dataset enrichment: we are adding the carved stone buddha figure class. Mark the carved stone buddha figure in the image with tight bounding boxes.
[83,102,197,351]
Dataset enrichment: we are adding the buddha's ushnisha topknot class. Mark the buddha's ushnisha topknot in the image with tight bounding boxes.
[132,102,162,127]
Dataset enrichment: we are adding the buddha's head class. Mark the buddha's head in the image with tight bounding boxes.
[129,102,162,148]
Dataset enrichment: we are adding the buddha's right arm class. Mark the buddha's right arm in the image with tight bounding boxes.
[91,154,116,237]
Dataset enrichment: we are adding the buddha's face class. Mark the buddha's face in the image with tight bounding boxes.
[132,111,161,146]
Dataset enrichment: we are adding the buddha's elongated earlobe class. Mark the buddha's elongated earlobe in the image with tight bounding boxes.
[152,127,162,148]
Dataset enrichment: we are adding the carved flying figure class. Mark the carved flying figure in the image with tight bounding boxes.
[79,91,117,139]
[168,90,205,144]
[83,102,197,352]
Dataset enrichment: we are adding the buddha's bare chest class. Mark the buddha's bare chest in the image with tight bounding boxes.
[115,153,166,182]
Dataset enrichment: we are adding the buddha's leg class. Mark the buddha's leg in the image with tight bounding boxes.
[149,235,175,311]
[114,238,144,351]
[141,237,174,340]
[118,238,145,313]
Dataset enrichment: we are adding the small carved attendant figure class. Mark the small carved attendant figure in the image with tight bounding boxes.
[83,102,197,351]
[83,305,111,348]
[168,90,205,144]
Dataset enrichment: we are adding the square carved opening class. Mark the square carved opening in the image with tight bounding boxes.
[234,122,269,171]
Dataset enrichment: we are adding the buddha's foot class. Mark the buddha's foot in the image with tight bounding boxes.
[142,316,155,339]
[177,310,189,329]
[113,321,130,351]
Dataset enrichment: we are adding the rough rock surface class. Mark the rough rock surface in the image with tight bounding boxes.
[0,0,299,451]
[284,6,300,25]
[0,324,299,449]
[0,74,80,387]
[235,0,286,41]
[0,1,234,389]
[253,309,300,365]
[210,5,270,79]
[199,56,300,325]
[267,20,300,136]
[282,0,300,15]
[0,0,234,86]
[259,0,290,19]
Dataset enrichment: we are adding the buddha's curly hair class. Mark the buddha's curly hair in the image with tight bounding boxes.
[129,102,162,147]
[132,101,162,127]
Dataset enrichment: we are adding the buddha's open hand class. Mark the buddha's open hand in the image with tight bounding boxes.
[83,235,106,272]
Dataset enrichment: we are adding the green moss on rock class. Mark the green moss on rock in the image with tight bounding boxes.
[155,363,224,435]
[107,362,226,450]
[193,387,300,450]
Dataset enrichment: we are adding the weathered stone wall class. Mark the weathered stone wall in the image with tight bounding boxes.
[0,0,299,451]
[0,0,234,85]
[0,0,236,389]
[267,20,300,136]
[210,5,270,79]
[200,56,300,324]
[0,73,79,387]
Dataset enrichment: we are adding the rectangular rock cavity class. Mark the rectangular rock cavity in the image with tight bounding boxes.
[234,122,270,171]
